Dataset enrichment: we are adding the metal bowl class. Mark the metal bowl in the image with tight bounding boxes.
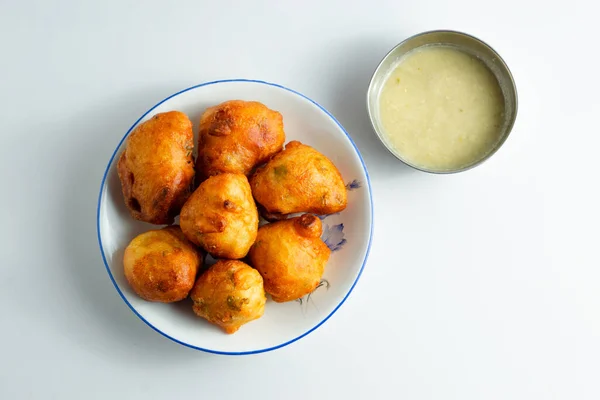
[366,30,518,173]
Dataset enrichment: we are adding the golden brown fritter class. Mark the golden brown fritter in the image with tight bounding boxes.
[248,214,331,302]
[117,111,195,225]
[250,141,347,219]
[123,226,203,303]
[179,173,258,259]
[190,260,266,334]
[196,100,285,180]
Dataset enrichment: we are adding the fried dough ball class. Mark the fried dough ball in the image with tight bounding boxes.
[123,226,203,303]
[250,141,347,219]
[196,100,285,179]
[117,111,195,224]
[190,260,266,334]
[248,214,331,302]
[180,173,258,259]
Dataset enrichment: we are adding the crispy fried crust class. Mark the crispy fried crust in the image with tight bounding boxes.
[117,111,195,224]
[123,226,203,303]
[250,141,347,217]
[190,260,266,334]
[248,214,331,302]
[196,100,285,180]
[179,173,258,259]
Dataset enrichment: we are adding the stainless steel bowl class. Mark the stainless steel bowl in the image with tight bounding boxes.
[367,30,518,173]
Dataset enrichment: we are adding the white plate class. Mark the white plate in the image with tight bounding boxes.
[97,79,373,355]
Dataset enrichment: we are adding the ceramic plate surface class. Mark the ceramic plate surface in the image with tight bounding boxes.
[97,79,373,354]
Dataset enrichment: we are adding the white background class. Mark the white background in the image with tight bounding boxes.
[1,0,598,399]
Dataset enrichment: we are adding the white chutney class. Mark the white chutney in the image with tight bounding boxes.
[379,45,505,171]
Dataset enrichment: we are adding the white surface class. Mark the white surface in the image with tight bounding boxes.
[1,0,598,398]
[98,80,372,353]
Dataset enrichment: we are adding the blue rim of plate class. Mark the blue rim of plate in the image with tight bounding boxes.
[96,79,374,355]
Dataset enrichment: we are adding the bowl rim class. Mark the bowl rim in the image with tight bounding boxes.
[366,29,519,174]
[96,78,374,355]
